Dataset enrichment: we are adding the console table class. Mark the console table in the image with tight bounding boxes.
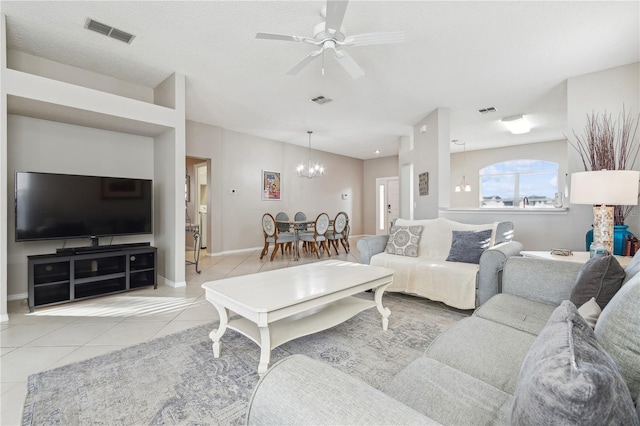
[521,250,632,268]
[28,245,157,312]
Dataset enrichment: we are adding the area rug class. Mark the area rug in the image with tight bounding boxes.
[22,293,467,425]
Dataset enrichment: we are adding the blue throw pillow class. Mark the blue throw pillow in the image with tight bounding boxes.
[446,229,492,264]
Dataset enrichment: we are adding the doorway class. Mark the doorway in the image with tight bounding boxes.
[375,177,400,235]
[195,162,208,249]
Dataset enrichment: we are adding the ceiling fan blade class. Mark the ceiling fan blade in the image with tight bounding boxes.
[342,31,406,47]
[256,32,315,44]
[333,49,365,79]
[287,49,323,75]
[325,0,349,34]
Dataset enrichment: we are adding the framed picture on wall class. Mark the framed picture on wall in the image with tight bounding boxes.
[262,170,281,200]
[419,172,429,196]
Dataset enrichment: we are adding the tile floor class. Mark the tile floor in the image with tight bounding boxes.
[1,239,362,425]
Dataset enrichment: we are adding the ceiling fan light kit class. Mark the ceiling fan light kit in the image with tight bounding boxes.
[256,0,405,79]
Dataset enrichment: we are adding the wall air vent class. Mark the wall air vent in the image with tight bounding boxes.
[478,107,498,114]
[310,96,333,105]
[85,18,136,44]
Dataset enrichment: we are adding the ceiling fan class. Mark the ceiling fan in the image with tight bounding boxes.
[256,0,405,79]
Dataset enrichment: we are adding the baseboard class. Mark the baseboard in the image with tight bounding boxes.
[8,292,28,302]
[209,246,262,257]
[159,275,186,288]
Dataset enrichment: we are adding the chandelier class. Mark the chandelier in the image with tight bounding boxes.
[297,131,325,179]
[452,140,471,192]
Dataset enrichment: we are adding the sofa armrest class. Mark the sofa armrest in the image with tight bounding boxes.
[476,240,524,306]
[247,355,435,425]
[501,257,583,305]
[357,235,390,264]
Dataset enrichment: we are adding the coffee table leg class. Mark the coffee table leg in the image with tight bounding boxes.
[209,303,229,358]
[258,325,272,375]
[374,285,391,331]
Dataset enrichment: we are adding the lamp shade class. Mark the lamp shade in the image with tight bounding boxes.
[570,170,640,205]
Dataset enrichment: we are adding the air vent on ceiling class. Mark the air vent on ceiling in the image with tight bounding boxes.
[85,18,136,44]
[478,107,498,114]
[310,96,333,105]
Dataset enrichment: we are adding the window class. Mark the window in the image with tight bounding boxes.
[479,160,559,208]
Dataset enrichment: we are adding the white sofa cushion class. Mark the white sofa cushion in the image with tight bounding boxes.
[372,218,501,310]
[395,217,497,260]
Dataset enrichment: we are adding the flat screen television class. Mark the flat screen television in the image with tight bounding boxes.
[15,171,153,242]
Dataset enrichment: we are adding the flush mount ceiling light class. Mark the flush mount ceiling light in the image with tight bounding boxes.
[452,140,471,192]
[296,131,325,179]
[501,114,531,134]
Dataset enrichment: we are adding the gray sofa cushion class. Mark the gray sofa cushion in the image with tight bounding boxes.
[595,272,640,400]
[246,355,434,425]
[570,254,625,309]
[446,229,492,264]
[425,317,536,394]
[473,293,557,336]
[383,357,512,425]
[511,301,638,425]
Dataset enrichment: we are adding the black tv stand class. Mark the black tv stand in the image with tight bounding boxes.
[29,245,157,312]
[56,242,151,255]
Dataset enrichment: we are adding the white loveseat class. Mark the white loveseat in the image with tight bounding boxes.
[357,217,523,309]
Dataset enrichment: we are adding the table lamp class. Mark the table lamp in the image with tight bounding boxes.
[570,170,640,254]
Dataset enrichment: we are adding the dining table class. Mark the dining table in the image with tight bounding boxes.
[275,219,314,261]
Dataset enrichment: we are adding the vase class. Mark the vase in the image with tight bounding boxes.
[585,225,633,256]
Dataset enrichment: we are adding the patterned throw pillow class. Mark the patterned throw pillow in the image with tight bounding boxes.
[385,225,423,257]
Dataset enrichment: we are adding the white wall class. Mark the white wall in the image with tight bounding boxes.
[567,62,640,242]
[449,140,569,208]
[186,121,364,253]
[443,63,640,251]
[362,156,399,235]
[400,108,451,220]
[6,115,155,299]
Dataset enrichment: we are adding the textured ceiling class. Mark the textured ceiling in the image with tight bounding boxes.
[1,1,638,159]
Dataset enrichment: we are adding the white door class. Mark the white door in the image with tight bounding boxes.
[376,177,400,235]
[195,162,208,249]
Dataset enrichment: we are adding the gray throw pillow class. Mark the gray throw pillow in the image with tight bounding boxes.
[594,272,640,401]
[511,301,637,425]
[385,225,423,257]
[445,229,492,264]
[570,255,625,309]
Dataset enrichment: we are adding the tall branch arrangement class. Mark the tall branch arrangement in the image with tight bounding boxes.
[569,107,640,225]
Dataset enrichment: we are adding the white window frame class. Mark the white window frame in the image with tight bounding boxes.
[479,160,559,209]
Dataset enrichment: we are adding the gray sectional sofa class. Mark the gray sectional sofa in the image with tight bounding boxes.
[246,255,640,425]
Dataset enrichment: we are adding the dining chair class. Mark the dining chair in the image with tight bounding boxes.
[260,213,296,261]
[326,211,349,255]
[275,211,293,254]
[294,211,308,252]
[298,213,331,259]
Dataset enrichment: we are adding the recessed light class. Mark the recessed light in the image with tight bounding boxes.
[375,150,380,154]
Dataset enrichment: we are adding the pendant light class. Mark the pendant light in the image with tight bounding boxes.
[452,140,471,192]
[296,131,325,179]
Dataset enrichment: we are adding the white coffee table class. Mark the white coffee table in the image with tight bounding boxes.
[201,260,394,375]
